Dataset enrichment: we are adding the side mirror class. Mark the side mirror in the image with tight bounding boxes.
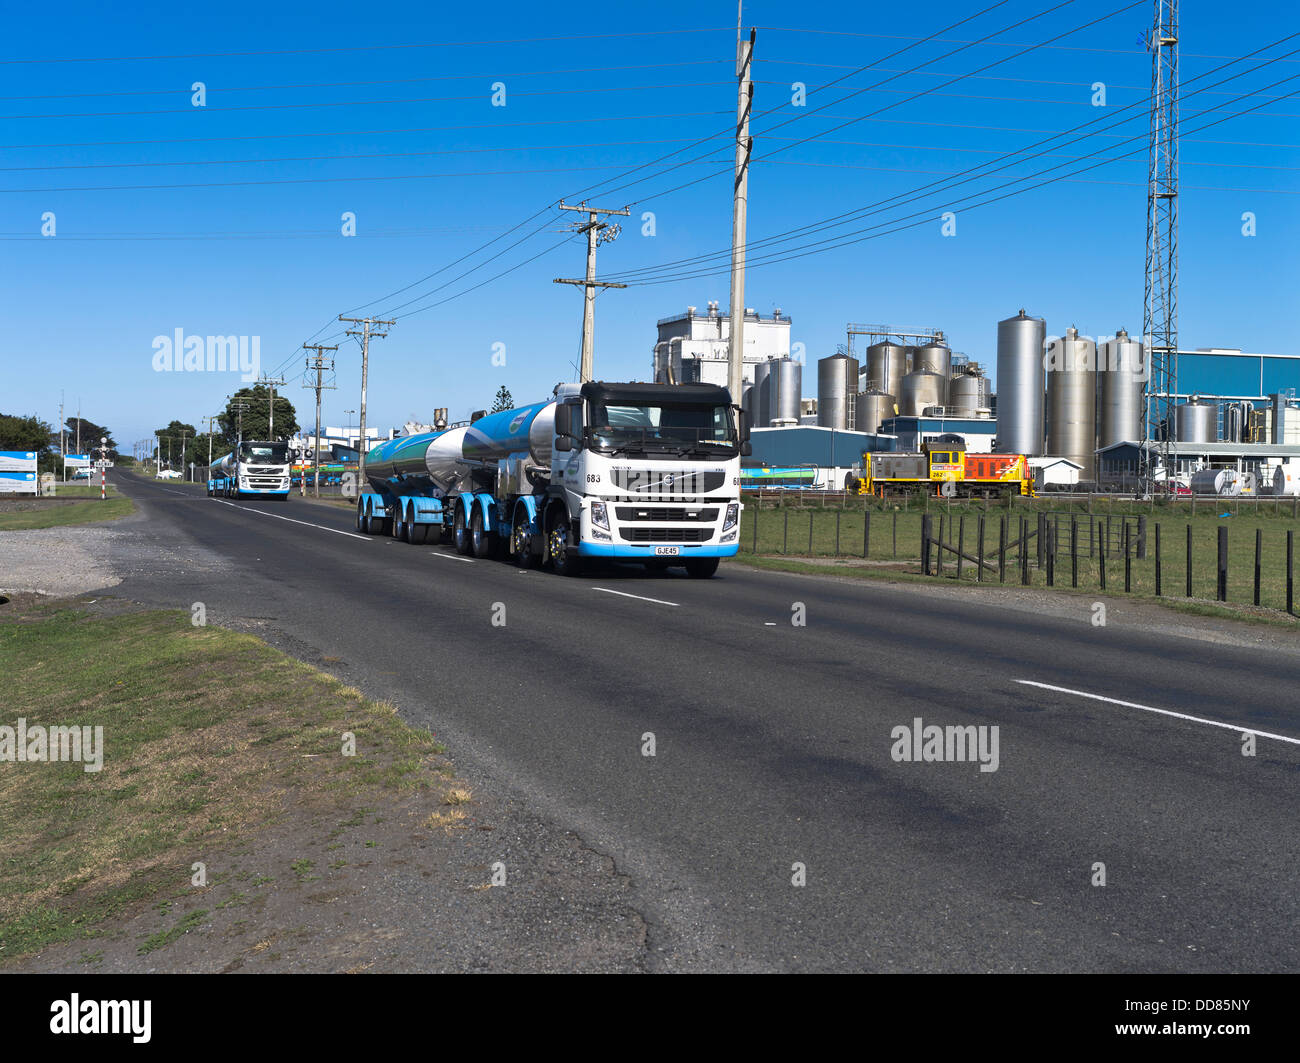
[741,440,752,457]
[555,403,571,439]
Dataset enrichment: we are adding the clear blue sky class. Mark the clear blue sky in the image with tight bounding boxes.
[2,0,1296,449]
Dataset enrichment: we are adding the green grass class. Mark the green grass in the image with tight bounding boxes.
[0,498,133,530]
[44,484,122,498]
[0,604,453,962]
[737,493,1300,618]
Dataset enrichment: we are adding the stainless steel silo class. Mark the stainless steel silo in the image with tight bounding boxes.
[752,358,773,428]
[1176,398,1217,443]
[817,353,859,430]
[1097,329,1144,448]
[913,338,952,403]
[1045,327,1098,479]
[948,370,990,416]
[741,382,754,427]
[770,357,802,424]
[900,370,947,416]
[865,342,908,401]
[855,390,896,433]
[995,309,1046,454]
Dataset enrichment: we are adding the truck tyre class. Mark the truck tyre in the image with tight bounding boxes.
[548,513,583,577]
[684,557,720,579]
[356,501,367,533]
[470,508,492,559]
[512,508,536,569]
[453,503,472,555]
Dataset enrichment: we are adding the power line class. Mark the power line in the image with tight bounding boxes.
[0,110,732,151]
[0,80,739,122]
[0,27,737,65]
[609,33,1300,283]
[612,73,1300,288]
[0,59,729,100]
[0,136,721,173]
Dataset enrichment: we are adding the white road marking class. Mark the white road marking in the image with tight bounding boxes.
[1016,680,1300,747]
[592,587,679,607]
[764,622,776,626]
[430,551,475,563]
[209,497,372,540]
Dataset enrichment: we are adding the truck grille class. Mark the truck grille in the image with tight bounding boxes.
[620,527,714,543]
[610,468,727,494]
[614,507,718,523]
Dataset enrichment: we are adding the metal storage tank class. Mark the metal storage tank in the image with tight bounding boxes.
[1176,397,1217,443]
[817,353,859,430]
[769,357,802,424]
[1273,461,1300,496]
[1098,329,1144,448]
[752,359,773,428]
[1046,327,1097,479]
[864,341,908,401]
[995,309,1046,455]
[912,337,952,403]
[1191,468,1241,496]
[948,370,990,416]
[899,370,947,417]
[741,382,754,426]
[855,389,896,433]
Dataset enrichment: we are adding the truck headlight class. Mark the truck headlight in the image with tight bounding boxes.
[722,503,739,531]
[591,501,609,530]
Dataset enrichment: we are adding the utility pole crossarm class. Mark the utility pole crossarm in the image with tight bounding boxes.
[554,200,631,382]
[303,343,338,499]
[338,317,394,484]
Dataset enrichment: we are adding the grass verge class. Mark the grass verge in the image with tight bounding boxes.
[0,498,134,531]
[0,602,449,963]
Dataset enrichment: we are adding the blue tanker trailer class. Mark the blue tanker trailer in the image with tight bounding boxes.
[355,381,749,577]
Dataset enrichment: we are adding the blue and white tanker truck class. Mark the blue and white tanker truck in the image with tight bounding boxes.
[355,381,749,577]
[207,440,292,499]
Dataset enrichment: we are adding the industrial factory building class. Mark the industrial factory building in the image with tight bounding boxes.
[653,303,792,387]
[655,301,1298,494]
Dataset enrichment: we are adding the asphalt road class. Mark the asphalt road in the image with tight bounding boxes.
[105,474,1300,972]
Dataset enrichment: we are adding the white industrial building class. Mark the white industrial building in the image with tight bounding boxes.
[653,302,792,386]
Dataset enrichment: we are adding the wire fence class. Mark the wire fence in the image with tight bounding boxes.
[739,491,1299,616]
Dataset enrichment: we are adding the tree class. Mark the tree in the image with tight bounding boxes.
[0,413,53,453]
[490,386,514,413]
[62,417,118,460]
[153,420,197,469]
[217,385,299,447]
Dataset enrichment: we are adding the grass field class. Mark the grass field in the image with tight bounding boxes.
[0,498,133,531]
[738,493,1300,617]
[0,603,452,962]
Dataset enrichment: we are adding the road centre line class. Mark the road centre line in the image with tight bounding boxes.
[1016,679,1300,746]
[592,587,679,607]
[209,497,372,540]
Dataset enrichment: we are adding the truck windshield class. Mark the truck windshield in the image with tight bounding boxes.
[588,403,737,456]
[239,443,289,463]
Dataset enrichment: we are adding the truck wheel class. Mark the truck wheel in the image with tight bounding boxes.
[684,558,720,579]
[356,501,367,533]
[453,503,472,555]
[512,509,536,569]
[470,508,492,559]
[548,516,583,577]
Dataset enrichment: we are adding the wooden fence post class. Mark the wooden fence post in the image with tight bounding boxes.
[999,516,1007,584]
[1155,522,1162,596]
[1186,523,1193,598]
[1255,528,1262,607]
[1217,526,1228,602]
[977,515,985,583]
[1071,517,1078,588]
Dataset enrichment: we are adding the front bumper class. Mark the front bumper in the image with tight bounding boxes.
[578,541,738,559]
